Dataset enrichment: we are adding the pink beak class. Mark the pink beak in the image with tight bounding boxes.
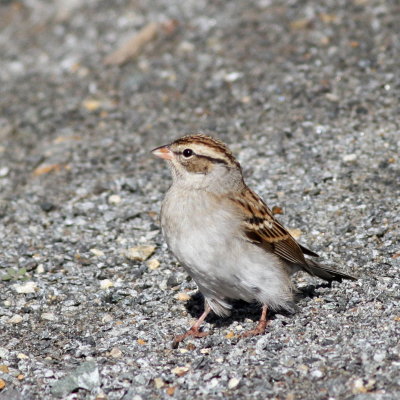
[151,145,174,160]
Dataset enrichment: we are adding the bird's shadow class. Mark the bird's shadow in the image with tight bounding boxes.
[184,282,332,328]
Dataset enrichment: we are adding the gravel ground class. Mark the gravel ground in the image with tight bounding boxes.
[0,0,399,399]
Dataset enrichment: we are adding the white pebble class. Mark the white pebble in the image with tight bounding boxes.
[13,281,37,294]
[100,279,114,289]
[8,314,23,324]
[228,377,240,389]
[108,194,122,204]
[41,313,57,321]
[342,153,357,162]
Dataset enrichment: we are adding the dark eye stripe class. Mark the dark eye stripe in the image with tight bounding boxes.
[196,154,229,165]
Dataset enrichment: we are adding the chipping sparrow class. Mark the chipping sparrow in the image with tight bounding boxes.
[152,134,356,347]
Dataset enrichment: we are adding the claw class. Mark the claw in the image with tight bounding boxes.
[171,303,212,349]
[172,327,209,349]
[240,305,268,338]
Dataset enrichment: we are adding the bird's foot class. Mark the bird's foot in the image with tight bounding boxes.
[172,326,209,349]
[240,319,267,338]
[240,305,268,338]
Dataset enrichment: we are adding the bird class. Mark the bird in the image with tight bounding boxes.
[151,134,357,347]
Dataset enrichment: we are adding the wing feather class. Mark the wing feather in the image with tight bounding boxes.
[229,188,310,267]
[228,188,357,281]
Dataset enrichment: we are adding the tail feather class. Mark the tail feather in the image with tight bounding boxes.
[303,259,357,282]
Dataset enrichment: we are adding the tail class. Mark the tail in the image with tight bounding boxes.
[303,259,357,282]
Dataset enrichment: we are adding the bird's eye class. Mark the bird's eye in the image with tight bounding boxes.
[182,148,193,158]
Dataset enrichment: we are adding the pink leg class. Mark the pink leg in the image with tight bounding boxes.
[241,304,268,338]
[172,303,211,348]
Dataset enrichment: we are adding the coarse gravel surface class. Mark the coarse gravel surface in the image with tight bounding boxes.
[0,0,399,399]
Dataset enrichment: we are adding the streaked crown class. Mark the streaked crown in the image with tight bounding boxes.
[170,134,239,168]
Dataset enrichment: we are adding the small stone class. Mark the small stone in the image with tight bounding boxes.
[171,366,189,376]
[51,361,100,397]
[373,351,386,363]
[41,313,57,321]
[209,378,219,388]
[297,364,309,374]
[0,365,9,373]
[82,99,101,111]
[228,377,240,389]
[175,292,191,301]
[36,264,45,274]
[0,167,9,177]
[8,314,23,324]
[224,71,243,82]
[17,353,29,359]
[342,153,357,162]
[13,281,37,294]
[325,93,339,102]
[166,386,176,396]
[101,314,113,323]
[0,378,5,390]
[200,348,211,354]
[311,369,324,378]
[108,194,122,205]
[271,206,284,215]
[125,245,156,261]
[110,347,122,358]
[137,339,147,345]
[90,248,105,257]
[351,378,368,394]
[147,259,160,270]
[33,164,64,176]
[225,331,235,339]
[0,348,9,359]
[177,41,195,53]
[288,228,302,239]
[40,201,55,212]
[154,377,165,389]
[100,279,114,289]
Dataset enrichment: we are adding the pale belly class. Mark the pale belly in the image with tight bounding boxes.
[160,189,293,315]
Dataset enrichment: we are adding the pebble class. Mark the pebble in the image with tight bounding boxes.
[342,153,357,162]
[0,167,9,177]
[110,347,123,358]
[90,248,105,257]
[41,313,57,321]
[101,314,113,323]
[125,245,156,261]
[36,264,45,274]
[171,366,189,376]
[175,292,191,301]
[154,377,165,389]
[0,365,9,373]
[0,348,9,359]
[108,194,122,205]
[100,279,114,289]
[13,281,37,294]
[228,377,240,389]
[8,314,23,324]
[146,259,160,270]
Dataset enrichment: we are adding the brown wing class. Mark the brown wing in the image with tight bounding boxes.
[229,188,312,267]
[228,188,357,281]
